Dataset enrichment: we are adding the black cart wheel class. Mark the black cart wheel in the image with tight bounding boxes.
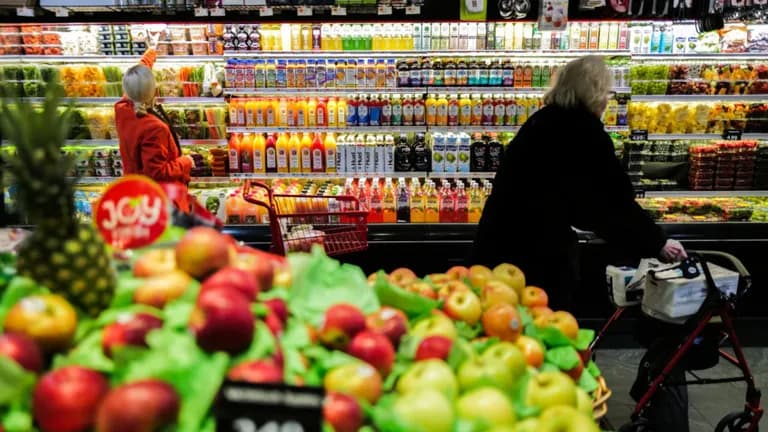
[619,418,651,432]
[715,411,759,432]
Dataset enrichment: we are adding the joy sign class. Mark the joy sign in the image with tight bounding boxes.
[94,176,170,250]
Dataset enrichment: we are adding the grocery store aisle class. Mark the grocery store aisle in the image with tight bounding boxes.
[598,348,768,431]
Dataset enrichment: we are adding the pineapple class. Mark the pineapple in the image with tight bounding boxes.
[0,83,115,317]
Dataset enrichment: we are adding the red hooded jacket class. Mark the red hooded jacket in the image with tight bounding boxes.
[115,49,193,210]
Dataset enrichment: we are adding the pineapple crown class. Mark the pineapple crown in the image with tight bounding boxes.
[0,83,78,227]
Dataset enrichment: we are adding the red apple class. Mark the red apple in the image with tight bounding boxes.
[132,248,176,278]
[348,330,395,376]
[202,266,260,301]
[443,289,482,325]
[101,313,163,358]
[436,280,471,302]
[481,304,523,342]
[0,332,43,373]
[175,227,231,280]
[228,358,284,384]
[95,380,180,432]
[264,298,288,324]
[446,266,470,281]
[481,280,519,309]
[190,287,255,355]
[521,286,549,308]
[516,335,545,368]
[33,366,109,432]
[414,336,453,361]
[323,392,364,432]
[492,263,526,296]
[231,251,275,292]
[407,281,438,300]
[324,362,382,404]
[366,306,408,347]
[564,355,585,381]
[468,265,493,289]
[389,268,417,287]
[133,270,192,309]
[318,304,366,350]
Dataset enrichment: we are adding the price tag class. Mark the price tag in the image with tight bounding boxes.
[209,7,226,16]
[296,6,312,16]
[16,7,34,17]
[630,129,648,141]
[331,6,346,16]
[258,6,273,16]
[377,4,392,15]
[53,7,68,17]
[194,7,209,16]
[94,176,170,250]
[405,5,421,14]
[634,189,646,198]
[722,129,743,141]
[215,381,324,432]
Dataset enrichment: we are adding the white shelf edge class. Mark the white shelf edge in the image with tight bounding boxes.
[632,53,768,61]
[225,87,428,96]
[632,94,768,102]
[0,55,223,63]
[224,50,632,59]
[20,97,225,104]
[226,126,426,134]
[646,133,768,140]
[228,171,495,180]
[643,190,768,198]
[61,139,227,146]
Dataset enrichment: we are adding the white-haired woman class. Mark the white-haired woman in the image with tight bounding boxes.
[471,55,688,430]
[114,48,195,211]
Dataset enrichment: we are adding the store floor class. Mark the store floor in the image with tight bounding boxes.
[598,348,768,431]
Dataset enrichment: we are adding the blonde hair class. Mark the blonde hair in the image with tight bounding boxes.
[543,55,614,116]
[122,64,156,116]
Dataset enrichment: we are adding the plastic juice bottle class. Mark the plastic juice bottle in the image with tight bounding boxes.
[277,98,288,127]
[325,98,336,128]
[435,94,448,126]
[347,96,359,126]
[228,99,239,127]
[324,133,337,173]
[311,133,325,173]
[289,133,301,174]
[298,133,311,173]
[402,95,414,126]
[448,95,460,126]
[468,183,483,223]
[337,97,347,127]
[368,184,382,223]
[425,94,437,126]
[225,193,242,224]
[240,133,254,173]
[425,182,440,223]
[286,98,297,128]
[381,95,392,126]
[455,183,468,223]
[471,94,483,126]
[316,97,328,127]
[459,94,472,126]
[482,94,495,126]
[504,96,516,126]
[390,95,402,126]
[376,60,387,88]
[396,182,410,223]
[265,133,277,173]
[493,95,506,126]
[410,181,424,223]
[296,98,307,128]
[439,185,455,223]
[253,133,266,173]
[382,182,396,223]
[276,133,289,173]
[228,133,241,173]
[254,99,266,127]
[515,96,528,125]
[413,95,425,126]
[245,99,258,127]
[307,98,317,127]
[265,99,277,127]
[236,99,246,127]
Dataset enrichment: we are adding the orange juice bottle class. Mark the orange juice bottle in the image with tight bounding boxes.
[311,133,325,172]
[337,98,348,127]
[382,180,396,223]
[228,133,241,173]
[425,181,440,223]
[300,132,312,173]
[239,133,254,172]
[277,98,288,127]
[265,133,277,173]
[435,95,449,126]
[317,97,328,127]
[286,98,297,128]
[245,99,258,127]
[410,181,425,223]
[255,99,267,127]
[289,132,301,173]
[253,133,266,173]
[326,97,337,127]
[459,93,472,125]
[265,98,277,127]
[296,98,308,128]
[324,132,337,173]
[468,182,483,223]
[276,133,289,173]
[228,99,240,126]
[425,94,437,125]
[236,99,247,128]
[307,97,317,127]
[225,193,242,224]
[471,94,483,126]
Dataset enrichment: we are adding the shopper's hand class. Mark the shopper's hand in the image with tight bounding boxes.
[660,239,687,263]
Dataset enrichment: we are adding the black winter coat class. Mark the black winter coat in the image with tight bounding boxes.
[470,104,666,309]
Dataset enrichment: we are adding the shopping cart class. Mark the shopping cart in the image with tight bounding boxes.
[242,180,368,257]
[590,251,763,432]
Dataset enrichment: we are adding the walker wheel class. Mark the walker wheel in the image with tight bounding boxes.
[618,418,651,432]
[715,410,759,432]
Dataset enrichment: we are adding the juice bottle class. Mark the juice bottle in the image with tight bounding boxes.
[347,96,359,126]
[265,133,277,173]
[425,182,440,223]
[286,60,296,88]
[228,133,241,173]
[482,94,495,126]
[413,95,425,126]
[381,95,392,126]
[459,94,472,126]
[515,96,528,125]
[290,132,302,174]
[276,133,289,173]
[299,132,312,173]
[307,97,317,127]
[455,183,468,223]
[324,132,337,173]
[425,93,437,125]
[255,99,266,127]
[493,95,506,126]
[410,181,424,223]
[439,184,455,223]
[375,60,387,88]
[390,95,402,126]
[296,98,307,128]
[255,60,266,88]
[447,94,460,126]
[245,99,258,127]
[286,98,297,128]
[311,133,325,173]
[240,133,254,173]
[277,98,288,127]
[471,94,483,126]
[382,181,396,223]
[396,181,410,223]
[266,60,277,88]
[368,184,383,223]
[357,96,370,126]
[225,193,242,224]
[266,98,278,127]
[337,97,347,127]
[253,133,265,173]
[504,95,516,126]
[326,97,336,127]
[228,99,239,127]
[435,94,448,126]
[402,95,414,126]
[236,99,246,127]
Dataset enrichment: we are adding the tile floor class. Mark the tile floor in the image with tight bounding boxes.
[597,349,768,431]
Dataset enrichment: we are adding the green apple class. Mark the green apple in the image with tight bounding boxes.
[539,406,600,432]
[512,418,540,432]
[457,387,516,428]
[393,388,455,432]
[410,313,458,341]
[525,371,577,411]
[575,387,593,417]
[481,342,527,380]
[396,359,458,400]
[457,357,518,392]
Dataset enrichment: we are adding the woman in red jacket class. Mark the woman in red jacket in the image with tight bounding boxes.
[115,48,195,210]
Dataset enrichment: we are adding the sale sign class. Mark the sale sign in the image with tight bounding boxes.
[94,175,170,250]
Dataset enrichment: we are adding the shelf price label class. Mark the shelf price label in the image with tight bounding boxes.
[331,6,346,15]
[214,381,324,432]
[296,6,312,16]
[722,129,743,141]
[405,5,421,14]
[630,129,648,141]
[377,4,393,15]
[194,7,209,16]
[16,7,34,17]
[258,6,274,16]
[209,7,226,16]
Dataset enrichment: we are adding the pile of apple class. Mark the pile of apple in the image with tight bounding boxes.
[0,226,606,432]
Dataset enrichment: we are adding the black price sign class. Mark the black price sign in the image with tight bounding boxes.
[723,129,743,141]
[215,381,325,432]
[630,129,649,141]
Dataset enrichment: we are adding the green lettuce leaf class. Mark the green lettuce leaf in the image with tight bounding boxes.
[231,321,276,365]
[0,356,35,407]
[574,329,595,352]
[0,277,48,330]
[543,346,581,371]
[373,272,438,319]
[52,330,114,373]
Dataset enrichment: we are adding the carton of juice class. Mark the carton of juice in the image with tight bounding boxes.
[458,132,471,173]
[432,133,446,173]
[445,133,458,173]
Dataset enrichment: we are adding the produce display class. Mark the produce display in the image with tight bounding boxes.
[0,225,606,432]
[627,101,768,134]
[637,197,758,221]
[630,62,768,95]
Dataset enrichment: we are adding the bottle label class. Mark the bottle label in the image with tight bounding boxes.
[301,149,311,169]
[358,104,369,122]
[253,149,263,171]
[460,105,471,121]
[266,148,276,169]
[326,149,336,170]
[413,104,425,124]
[327,109,335,126]
[312,149,323,170]
[382,104,392,122]
[277,149,287,168]
[290,149,300,170]
[402,105,414,125]
[297,109,305,127]
[445,69,456,82]
[266,110,275,126]
[448,105,459,118]
[318,110,325,126]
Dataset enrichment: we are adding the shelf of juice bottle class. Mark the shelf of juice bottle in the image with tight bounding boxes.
[228,172,497,180]
[631,94,768,102]
[62,139,228,146]
[428,125,630,133]
[646,133,768,140]
[20,97,226,104]
[0,55,224,64]
[226,126,427,134]
[223,49,633,59]
[224,87,429,96]
[69,176,222,184]
[632,53,768,62]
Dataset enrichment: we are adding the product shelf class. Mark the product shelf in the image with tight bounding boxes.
[632,53,768,61]
[69,176,220,184]
[228,172,495,180]
[20,97,225,104]
[223,49,633,59]
[646,133,768,140]
[60,139,227,147]
[632,95,768,102]
[643,190,768,198]
[226,126,426,134]
[0,55,224,63]
[225,87,428,96]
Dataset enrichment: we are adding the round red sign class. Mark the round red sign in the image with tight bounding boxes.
[94,175,170,250]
